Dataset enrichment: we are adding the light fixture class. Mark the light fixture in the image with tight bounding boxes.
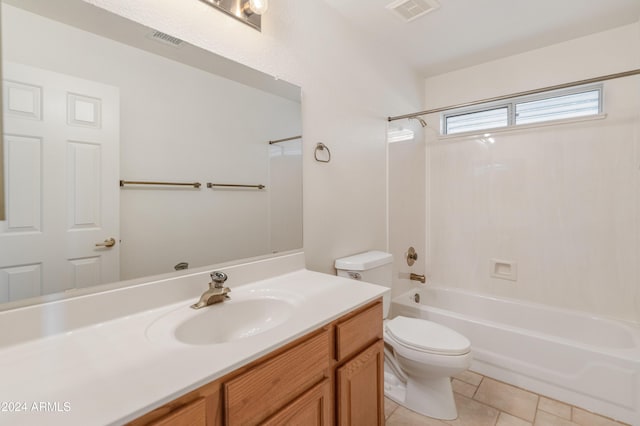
[199,0,268,32]
[243,0,269,16]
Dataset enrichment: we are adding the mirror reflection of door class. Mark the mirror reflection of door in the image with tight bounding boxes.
[0,62,119,302]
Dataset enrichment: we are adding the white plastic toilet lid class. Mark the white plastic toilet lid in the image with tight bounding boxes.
[386,316,471,355]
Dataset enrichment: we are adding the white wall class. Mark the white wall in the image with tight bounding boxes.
[80,0,424,275]
[3,5,303,279]
[423,23,640,322]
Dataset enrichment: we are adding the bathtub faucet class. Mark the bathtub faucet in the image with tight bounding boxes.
[410,273,426,284]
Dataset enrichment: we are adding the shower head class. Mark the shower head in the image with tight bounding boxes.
[409,116,427,127]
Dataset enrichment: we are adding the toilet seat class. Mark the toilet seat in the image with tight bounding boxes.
[385,316,470,356]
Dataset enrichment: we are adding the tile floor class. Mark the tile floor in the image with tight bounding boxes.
[384,370,629,426]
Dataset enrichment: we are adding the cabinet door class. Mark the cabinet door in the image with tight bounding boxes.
[262,379,332,426]
[336,340,384,426]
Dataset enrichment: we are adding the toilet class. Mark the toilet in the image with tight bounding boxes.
[335,251,471,420]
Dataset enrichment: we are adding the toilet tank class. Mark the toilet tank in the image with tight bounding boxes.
[334,251,393,317]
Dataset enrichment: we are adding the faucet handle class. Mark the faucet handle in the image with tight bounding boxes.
[210,271,228,288]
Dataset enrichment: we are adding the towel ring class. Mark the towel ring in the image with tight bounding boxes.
[314,143,331,163]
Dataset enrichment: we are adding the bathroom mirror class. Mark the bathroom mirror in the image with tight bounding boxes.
[0,0,303,309]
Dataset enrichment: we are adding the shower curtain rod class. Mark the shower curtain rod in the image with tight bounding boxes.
[387,68,640,122]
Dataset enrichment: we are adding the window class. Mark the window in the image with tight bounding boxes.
[442,84,602,135]
[514,89,600,125]
[445,107,508,135]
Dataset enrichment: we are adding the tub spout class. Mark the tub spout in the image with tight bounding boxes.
[410,273,426,284]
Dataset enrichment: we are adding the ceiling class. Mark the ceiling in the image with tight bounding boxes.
[322,0,640,78]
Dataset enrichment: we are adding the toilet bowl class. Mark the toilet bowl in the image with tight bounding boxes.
[334,251,472,420]
[384,316,471,420]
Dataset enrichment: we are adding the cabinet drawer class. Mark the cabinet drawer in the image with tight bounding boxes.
[225,329,330,425]
[148,398,206,426]
[335,302,383,362]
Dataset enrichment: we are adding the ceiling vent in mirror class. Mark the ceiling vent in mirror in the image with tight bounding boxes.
[386,0,441,22]
[147,30,185,48]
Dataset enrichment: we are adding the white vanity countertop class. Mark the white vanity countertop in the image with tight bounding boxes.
[0,263,387,425]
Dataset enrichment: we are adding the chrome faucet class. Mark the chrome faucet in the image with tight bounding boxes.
[190,271,231,309]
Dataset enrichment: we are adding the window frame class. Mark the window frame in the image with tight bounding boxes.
[441,83,603,136]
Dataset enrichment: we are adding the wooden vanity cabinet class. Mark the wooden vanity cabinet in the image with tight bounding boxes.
[261,379,332,426]
[225,329,331,424]
[129,299,383,426]
[128,382,223,426]
[336,341,385,426]
[334,301,385,426]
[146,398,207,426]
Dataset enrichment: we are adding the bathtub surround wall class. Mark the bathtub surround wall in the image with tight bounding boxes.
[388,131,427,299]
[81,0,424,274]
[423,22,640,323]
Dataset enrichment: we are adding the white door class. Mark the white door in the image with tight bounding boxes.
[0,62,119,303]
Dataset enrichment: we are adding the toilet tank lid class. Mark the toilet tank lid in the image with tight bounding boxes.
[335,251,393,271]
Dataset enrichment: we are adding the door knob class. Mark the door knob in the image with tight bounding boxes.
[95,238,116,248]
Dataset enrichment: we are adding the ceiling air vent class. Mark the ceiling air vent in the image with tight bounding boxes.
[386,0,441,22]
[147,30,184,48]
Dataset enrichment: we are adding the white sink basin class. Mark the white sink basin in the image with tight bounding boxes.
[176,298,294,344]
[146,289,301,345]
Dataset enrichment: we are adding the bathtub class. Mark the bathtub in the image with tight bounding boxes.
[391,286,640,425]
